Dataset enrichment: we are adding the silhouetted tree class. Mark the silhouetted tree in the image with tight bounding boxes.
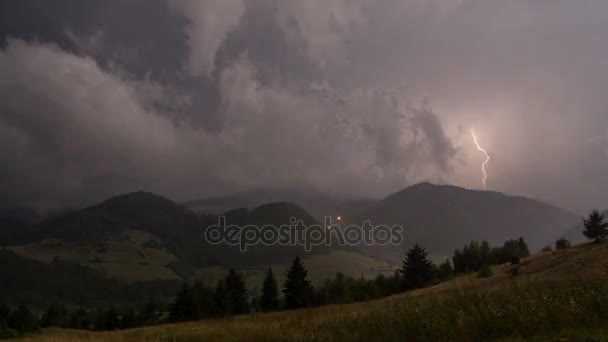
[518,237,530,257]
[41,301,68,328]
[170,282,198,322]
[104,306,120,331]
[453,248,465,273]
[283,257,314,309]
[494,238,530,264]
[192,280,215,318]
[260,268,279,312]
[436,259,453,280]
[401,244,434,290]
[141,298,163,324]
[213,280,230,316]
[480,241,494,266]
[8,305,38,334]
[225,268,249,315]
[555,237,571,250]
[583,210,608,242]
[329,272,351,303]
[0,304,10,325]
[68,308,90,330]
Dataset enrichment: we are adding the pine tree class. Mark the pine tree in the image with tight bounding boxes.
[452,248,465,273]
[41,301,68,328]
[583,210,608,242]
[329,272,350,303]
[517,237,530,257]
[192,280,215,318]
[555,237,570,250]
[68,308,90,330]
[480,241,493,266]
[436,259,453,280]
[0,304,9,325]
[283,256,314,309]
[8,305,38,334]
[213,280,230,316]
[400,244,434,290]
[224,268,249,315]
[260,268,279,312]
[170,282,198,322]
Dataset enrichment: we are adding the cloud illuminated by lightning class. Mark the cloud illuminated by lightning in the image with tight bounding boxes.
[471,128,490,190]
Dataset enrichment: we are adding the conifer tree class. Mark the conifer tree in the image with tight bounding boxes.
[260,268,279,312]
[169,282,197,322]
[400,244,434,290]
[583,210,608,242]
[283,256,314,309]
[224,268,249,315]
[213,280,229,317]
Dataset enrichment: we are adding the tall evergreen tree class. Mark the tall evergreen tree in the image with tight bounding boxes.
[452,248,465,273]
[436,259,453,280]
[68,308,90,330]
[169,282,198,322]
[192,280,215,318]
[0,304,9,326]
[283,256,314,309]
[41,301,68,328]
[400,244,434,290]
[583,210,608,242]
[480,241,493,266]
[224,268,249,315]
[213,280,230,317]
[260,268,279,312]
[517,237,530,257]
[8,305,38,334]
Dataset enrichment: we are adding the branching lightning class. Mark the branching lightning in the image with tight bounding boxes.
[471,128,490,190]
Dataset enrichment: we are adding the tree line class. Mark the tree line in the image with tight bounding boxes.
[2,210,606,337]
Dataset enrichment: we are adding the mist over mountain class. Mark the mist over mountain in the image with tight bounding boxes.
[2,184,581,265]
[184,188,376,221]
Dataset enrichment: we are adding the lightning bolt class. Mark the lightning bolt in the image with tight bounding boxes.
[471,128,490,190]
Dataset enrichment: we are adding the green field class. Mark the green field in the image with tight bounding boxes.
[195,250,396,294]
[8,229,181,282]
[13,242,608,341]
[8,230,395,285]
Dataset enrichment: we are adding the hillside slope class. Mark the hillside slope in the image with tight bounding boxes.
[184,188,376,221]
[18,242,608,342]
[352,183,579,262]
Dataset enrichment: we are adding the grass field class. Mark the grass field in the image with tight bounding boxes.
[195,250,396,294]
[12,242,608,341]
[8,229,181,282]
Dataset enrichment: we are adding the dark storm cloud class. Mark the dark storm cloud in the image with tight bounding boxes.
[0,0,607,212]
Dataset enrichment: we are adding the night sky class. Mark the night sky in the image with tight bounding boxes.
[1,0,607,213]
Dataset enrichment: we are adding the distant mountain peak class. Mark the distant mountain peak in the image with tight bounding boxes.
[98,191,177,209]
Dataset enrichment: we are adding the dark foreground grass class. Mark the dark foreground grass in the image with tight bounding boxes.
[13,243,608,341]
[13,279,608,342]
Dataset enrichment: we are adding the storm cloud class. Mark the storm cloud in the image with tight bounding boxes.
[0,0,607,213]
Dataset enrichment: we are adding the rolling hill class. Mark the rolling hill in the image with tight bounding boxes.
[351,183,580,262]
[184,188,376,221]
[0,185,585,309]
[0,192,392,306]
[16,241,608,341]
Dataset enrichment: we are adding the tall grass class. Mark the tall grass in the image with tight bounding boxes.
[15,278,608,342]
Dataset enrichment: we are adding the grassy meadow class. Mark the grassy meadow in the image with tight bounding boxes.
[12,242,608,341]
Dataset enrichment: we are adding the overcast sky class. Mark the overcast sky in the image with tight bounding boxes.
[1,0,607,213]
